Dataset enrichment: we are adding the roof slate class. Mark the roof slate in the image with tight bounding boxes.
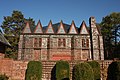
[40,22,77,34]
[23,21,101,34]
[0,32,11,46]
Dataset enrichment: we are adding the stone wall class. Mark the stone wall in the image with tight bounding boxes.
[0,58,113,80]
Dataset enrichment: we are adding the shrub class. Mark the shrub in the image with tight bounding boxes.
[25,61,42,80]
[87,61,100,80]
[72,62,94,80]
[107,61,120,80]
[56,60,70,80]
[0,74,9,80]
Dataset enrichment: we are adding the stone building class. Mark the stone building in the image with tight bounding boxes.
[0,32,11,59]
[18,17,104,61]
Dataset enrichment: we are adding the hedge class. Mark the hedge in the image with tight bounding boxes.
[0,74,9,80]
[25,61,42,80]
[87,61,100,80]
[56,60,70,80]
[107,61,120,80]
[72,62,94,80]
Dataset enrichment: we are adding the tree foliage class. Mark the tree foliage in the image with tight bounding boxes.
[1,10,35,59]
[56,60,70,80]
[107,61,120,80]
[100,12,120,59]
[25,61,42,80]
[72,62,94,80]
[0,74,9,80]
[87,61,100,80]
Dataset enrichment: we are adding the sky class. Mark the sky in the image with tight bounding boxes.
[0,0,120,28]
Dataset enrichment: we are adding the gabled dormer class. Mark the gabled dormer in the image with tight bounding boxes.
[79,21,89,34]
[68,20,78,34]
[22,22,31,33]
[57,20,66,34]
[45,20,54,34]
[34,20,43,33]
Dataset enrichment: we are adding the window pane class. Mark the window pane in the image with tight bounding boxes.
[86,39,89,47]
[82,39,85,47]
[39,38,42,47]
[63,38,66,47]
[34,38,38,48]
[47,38,50,48]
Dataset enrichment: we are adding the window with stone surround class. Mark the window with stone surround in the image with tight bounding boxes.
[34,38,38,48]
[39,38,42,47]
[25,49,31,54]
[58,38,62,47]
[63,38,66,47]
[34,38,42,48]
[58,38,66,48]
[47,38,50,48]
[74,38,80,48]
[82,39,89,48]
[24,36,33,48]
[86,39,89,47]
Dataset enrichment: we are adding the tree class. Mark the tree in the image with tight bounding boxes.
[0,74,9,80]
[87,61,100,80]
[56,60,70,80]
[100,12,120,59]
[1,10,35,59]
[72,62,94,80]
[107,61,120,80]
[25,61,42,80]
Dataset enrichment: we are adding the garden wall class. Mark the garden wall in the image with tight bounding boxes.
[0,58,28,80]
[0,58,113,80]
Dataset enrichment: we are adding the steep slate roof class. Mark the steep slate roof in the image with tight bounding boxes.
[0,32,11,46]
[22,22,32,33]
[23,21,102,34]
[34,20,43,33]
[68,20,78,34]
[79,21,89,34]
[45,20,55,34]
[43,22,71,34]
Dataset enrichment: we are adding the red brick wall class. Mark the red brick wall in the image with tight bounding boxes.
[0,58,113,80]
[0,59,28,80]
[0,53,5,59]
[50,49,72,60]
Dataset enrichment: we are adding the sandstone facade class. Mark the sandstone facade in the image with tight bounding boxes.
[18,17,104,61]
